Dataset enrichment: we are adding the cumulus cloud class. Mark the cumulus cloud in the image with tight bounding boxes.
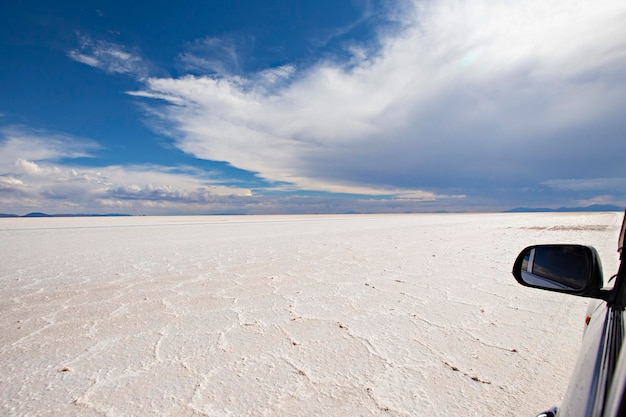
[0,158,256,215]
[0,131,255,215]
[15,158,42,175]
[131,0,626,204]
[0,176,24,191]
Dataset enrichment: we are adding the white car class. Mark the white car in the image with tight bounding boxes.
[512,209,626,417]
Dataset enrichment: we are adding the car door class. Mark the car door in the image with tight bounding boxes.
[602,333,626,417]
[559,213,626,417]
[512,209,626,417]
[601,212,626,417]
[556,300,623,417]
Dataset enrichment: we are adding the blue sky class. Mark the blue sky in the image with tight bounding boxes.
[1,0,625,215]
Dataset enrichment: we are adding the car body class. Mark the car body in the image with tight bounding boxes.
[512,209,626,417]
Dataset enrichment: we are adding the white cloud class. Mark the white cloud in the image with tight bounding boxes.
[177,36,246,76]
[257,65,296,86]
[131,0,626,201]
[0,132,255,215]
[0,176,23,190]
[68,52,100,68]
[0,126,99,167]
[15,158,41,175]
[308,0,380,49]
[68,35,147,78]
[0,158,256,214]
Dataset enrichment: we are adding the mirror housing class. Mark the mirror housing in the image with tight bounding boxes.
[512,244,607,300]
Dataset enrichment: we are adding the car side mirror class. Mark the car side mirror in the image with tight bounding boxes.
[512,244,607,300]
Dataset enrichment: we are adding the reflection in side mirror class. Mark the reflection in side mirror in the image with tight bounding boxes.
[512,244,606,299]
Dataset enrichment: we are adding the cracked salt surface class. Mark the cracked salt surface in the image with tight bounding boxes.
[0,213,622,416]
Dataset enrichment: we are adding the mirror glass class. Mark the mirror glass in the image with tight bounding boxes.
[518,245,591,291]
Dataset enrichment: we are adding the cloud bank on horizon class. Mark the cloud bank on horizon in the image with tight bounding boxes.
[1,0,625,214]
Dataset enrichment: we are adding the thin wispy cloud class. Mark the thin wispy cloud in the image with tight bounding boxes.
[0,126,99,166]
[308,0,381,49]
[132,0,626,206]
[177,36,247,76]
[256,65,296,87]
[68,34,148,79]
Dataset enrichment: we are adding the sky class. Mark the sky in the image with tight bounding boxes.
[1,0,625,215]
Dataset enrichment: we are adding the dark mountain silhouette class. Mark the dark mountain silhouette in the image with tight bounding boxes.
[1,212,132,218]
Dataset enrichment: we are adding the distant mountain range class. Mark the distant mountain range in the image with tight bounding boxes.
[0,212,132,218]
[0,205,623,217]
[506,204,624,213]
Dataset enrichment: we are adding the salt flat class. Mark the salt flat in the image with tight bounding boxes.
[0,213,622,416]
